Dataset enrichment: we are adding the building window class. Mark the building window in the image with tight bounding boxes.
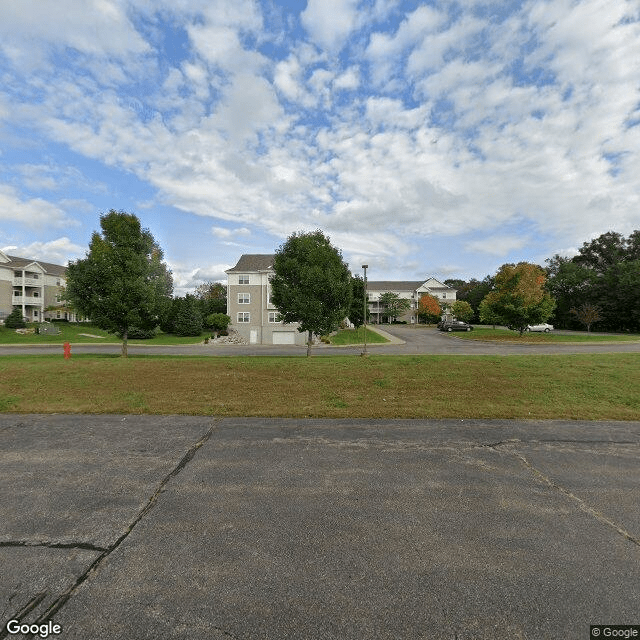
[33,292,39,297]
[238,274,250,284]
[238,293,250,304]
[34,310,38,317]
[268,312,281,323]
[57,311,61,319]
[237,312,250,323]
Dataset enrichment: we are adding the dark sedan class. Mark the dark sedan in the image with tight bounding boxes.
[438,320,474,332]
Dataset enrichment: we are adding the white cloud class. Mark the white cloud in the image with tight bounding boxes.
[211,226,251,239]
[465,235,530,256]
[0,184,78,229]
[301,0,360,51]
[3,237,86,265]
[0,0,149,70]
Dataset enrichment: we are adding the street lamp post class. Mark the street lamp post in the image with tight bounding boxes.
[362,264,368,357]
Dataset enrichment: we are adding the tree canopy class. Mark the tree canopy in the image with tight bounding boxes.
[66,210,173,356]
[348,274,367,328]
[378,292,411,323]
[480,262,555,335]
[418,294,441,323]
[546,230,640,331]
[270,230,352,355]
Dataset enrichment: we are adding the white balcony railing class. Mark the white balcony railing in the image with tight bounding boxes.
[12,297,44,306]
[13,277,42,287]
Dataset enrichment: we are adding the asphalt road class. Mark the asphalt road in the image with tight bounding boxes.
[2,415,639,639]
[1,325,640,356]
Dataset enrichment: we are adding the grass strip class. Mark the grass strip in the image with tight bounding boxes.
[0,354,638,420]
[454,328,640,342]
[330,327,389,344]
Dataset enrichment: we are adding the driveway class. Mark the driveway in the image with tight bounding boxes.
[2,415,639,639]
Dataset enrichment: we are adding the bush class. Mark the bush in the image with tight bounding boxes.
[205,313,231,332]
[125,326,158,339]
[5,308,26,329]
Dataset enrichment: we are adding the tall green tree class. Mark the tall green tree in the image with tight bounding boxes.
[169,295,203,336]
[481,262,555,335]
[378,292,411,323]
[270,230,352,356]
[66,210,173,356]
[349,274,367,328]
[194,281,227,317]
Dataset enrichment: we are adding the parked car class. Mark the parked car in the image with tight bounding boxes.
[526,323,554,332]
[439,320,473,332]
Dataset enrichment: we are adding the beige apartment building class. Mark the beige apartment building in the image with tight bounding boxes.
[0,250,69,323]
[225,254,308,345]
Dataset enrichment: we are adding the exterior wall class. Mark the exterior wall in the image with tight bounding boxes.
[0,256,67,323]
[227,270,306,345]
[0,277,12,318]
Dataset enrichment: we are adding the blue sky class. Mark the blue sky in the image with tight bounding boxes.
[1,0,639,294]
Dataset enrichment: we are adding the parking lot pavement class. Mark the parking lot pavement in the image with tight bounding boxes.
[2,416,640,640]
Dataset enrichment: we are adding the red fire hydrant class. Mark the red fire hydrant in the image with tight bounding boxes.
[63,342,71,360]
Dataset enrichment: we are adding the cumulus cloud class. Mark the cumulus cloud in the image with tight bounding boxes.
[3,237,86,265]
[0,185,79,229]
[1,0,639,278]
[301,0,360,51]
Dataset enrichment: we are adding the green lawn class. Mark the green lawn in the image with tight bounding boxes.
[0,323,208,345]
[330,327,389,345]
[1,354,638,420]
[454,327,640,343]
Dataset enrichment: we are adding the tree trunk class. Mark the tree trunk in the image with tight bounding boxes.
[122,328,128,358]
[307,330,312,357]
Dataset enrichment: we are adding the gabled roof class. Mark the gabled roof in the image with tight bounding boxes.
[226,254,275,273]
[366,281,425,291]
[367,278,456,292]
[2,255,67,277]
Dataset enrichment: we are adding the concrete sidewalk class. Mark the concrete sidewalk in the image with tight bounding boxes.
[2,415,639,639]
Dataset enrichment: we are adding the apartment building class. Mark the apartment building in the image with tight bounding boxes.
[225,254,307,345]
[367,278,457,323]
[0,250,68,322]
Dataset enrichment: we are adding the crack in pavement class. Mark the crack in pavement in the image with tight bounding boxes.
[0,419,219,639]
[0,541,107,552]
[488,442,640,549]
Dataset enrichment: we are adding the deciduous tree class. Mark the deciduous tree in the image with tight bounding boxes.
[418,294,441,324]
[66,210,173,356]
[270,230,352,356]
[480,262,555,336]
[570,303,602,333]
[451,300,474,323]
[378,292,411,324]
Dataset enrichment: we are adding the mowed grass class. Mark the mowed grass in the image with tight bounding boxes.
[0,323,208,345]
[330,327,389,344]
[0,354,638,420]
[455,327,640,342]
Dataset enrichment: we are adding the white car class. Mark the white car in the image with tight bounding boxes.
[526,323,553,332]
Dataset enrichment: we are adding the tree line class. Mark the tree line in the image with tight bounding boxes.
[63,212,639,356]
[448,230,640,333]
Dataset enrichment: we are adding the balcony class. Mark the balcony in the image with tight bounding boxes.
[13,277,42,287]
[12,296,44,306]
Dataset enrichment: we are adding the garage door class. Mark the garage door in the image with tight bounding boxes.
[272,332,296,345]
